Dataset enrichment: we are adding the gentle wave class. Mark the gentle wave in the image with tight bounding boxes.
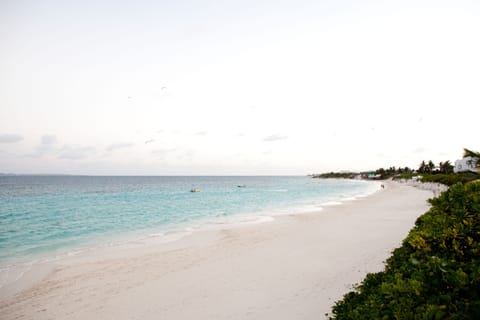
[0,176,381,290]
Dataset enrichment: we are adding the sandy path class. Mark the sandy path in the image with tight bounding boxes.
[0,181,434,319]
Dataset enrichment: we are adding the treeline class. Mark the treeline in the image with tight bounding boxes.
[329,181,480,319]
[316,149,479,181]
[373,160,454,178]
[312,172,358,179]
[315,161,457,181]
[313,149,479,187]
[418,160,454,174]
[373,166,414,177]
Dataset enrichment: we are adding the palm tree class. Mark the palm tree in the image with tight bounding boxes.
[463,148,480,159]
[427,160,435,173]
[418,161,426,173]
[439,160,454,174]
[463,148,480,172]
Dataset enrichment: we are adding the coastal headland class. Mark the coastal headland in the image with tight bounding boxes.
[0,181,434,320]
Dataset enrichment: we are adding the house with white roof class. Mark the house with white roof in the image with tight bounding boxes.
[454,156,478,173]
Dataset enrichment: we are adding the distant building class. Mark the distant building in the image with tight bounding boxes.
[454,156,478,173]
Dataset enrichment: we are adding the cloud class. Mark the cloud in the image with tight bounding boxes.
[41,134,57,145]
[263,134,288,142]
[58,146,96,160]
[145,139,155,144]
[26,134,59,158]
[107,143,134,152]
[0,134,23,143]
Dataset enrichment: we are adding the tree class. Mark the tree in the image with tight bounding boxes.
[418,161,427,173]
[439,160,454,174]
[463,148,480,172]
[463,148,480,159]
[427,160,435,173]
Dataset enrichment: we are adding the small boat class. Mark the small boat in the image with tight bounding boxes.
[190,188,201,193]
[237,185,247,188]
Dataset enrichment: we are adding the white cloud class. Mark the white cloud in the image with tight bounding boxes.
[25,134,59,158]
[0,134,23,143]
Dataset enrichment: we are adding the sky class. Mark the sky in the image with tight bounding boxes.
[0,0,479,175]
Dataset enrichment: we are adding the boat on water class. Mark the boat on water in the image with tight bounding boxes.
[190,188,201,193]
[237,185,247,188]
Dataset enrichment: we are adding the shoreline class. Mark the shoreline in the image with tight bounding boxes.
[0,179,380,296]
[1,181,434,319]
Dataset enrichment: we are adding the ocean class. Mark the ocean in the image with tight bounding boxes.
[0,175,379,287]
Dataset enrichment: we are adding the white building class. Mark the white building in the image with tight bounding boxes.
[454,156,478,173]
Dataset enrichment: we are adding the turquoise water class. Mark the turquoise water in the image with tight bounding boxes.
[0,176,378,266]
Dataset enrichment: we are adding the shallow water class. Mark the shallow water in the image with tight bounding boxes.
[0,176,379,267]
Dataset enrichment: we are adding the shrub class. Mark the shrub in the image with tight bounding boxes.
[329,182,480,319]
[420,173,479,186]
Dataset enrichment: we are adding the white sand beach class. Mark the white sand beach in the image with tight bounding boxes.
[0,181,435,320]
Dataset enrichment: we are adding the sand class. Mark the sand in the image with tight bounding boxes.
[0,181,435,320]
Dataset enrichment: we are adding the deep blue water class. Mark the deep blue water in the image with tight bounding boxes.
[0,176,378,265]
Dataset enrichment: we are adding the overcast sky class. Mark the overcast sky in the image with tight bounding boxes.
[0,0,478,175]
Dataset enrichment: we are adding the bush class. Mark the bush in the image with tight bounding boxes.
[329,181,480,319]
[394,172,479,186]
[313,172,358,179]
[420,173,479,186]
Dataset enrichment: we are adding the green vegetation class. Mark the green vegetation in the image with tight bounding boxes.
[394,150,478,186]
[312,172,358,179]
[372,160,454,179]
[463,148,480,173]
[395,172,479,186]
[463,148,480,160]
[315,148,479,182]
[360,160,454,180]
[420,173,479,186]
[329,181,480,319]
[415,160,454,174]
[324,148,480,317]
[369,166,414,179]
